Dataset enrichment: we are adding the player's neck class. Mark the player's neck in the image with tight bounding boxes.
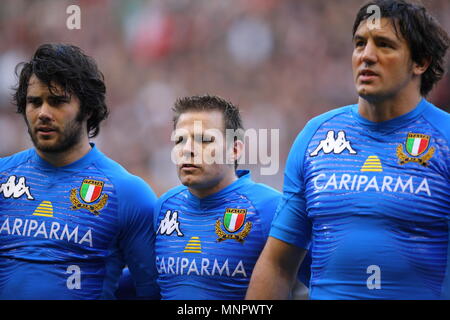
[358,88,422,123]
[189,172,238,199]
[36,138,92,167]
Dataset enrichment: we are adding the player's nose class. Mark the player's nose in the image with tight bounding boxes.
[361,40,378,65]
[181,136,196,157]
[37,102,54,122]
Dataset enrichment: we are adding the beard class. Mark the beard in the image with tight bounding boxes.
[26,113,85,154]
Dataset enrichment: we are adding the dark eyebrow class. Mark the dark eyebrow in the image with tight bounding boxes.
[48,95,70,101]
[353,35,365,42]
[374,35,398,44]
[26,96,41,102]
[353,34,399,45]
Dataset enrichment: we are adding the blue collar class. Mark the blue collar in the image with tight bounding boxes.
[185,170,253,210]
[31,143,102,172]
[351,98,430,133]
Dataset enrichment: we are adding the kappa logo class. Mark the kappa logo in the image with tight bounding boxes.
[396,133,435,166]
[310,130,357,157]
[70,179,108,216]
[0,176,34,200]
[215,208,252,243]
[157,210,184,237]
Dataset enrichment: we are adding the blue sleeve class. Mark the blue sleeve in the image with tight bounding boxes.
[117,176,160,299]
[422,101,450,180]
[115,267,136,300]
[0,149,32,172]
[153,197,164,232]
[269,122,318,250]
[243,184,282,238]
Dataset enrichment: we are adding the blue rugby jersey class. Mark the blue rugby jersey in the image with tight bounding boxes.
[0,144,159,299]
[154,170,282,300]
[270,99,450,300]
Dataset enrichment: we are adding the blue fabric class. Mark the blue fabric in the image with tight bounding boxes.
[271,99,450,299]
[0,144,159,299]
[154,170,284,300]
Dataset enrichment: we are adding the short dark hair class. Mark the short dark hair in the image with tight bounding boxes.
[353,0,450,96]
[13,43,108,138]
[172,94,244,138]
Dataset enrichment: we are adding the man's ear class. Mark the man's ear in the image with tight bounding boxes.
[413,57,431,76]
[230,139,244,164]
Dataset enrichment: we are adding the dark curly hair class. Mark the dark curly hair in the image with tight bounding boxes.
[13,43,108,138]
[353,0,450,96]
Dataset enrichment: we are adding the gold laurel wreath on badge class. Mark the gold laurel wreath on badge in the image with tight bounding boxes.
[215,219,252,243]
[396,144,435,166]
[69,189,108,216]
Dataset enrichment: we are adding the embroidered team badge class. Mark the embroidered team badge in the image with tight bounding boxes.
[70,179,108,215]
[396,133,435,166]
[215,208,252,243]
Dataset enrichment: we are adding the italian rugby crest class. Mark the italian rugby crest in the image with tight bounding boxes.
[396,133,435,166]
[70,179,108,215]
[215,208,252,243]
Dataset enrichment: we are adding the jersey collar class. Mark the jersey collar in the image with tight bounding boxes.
[185,170,252,210]
[31,143,103,172]
[351,98,430,133]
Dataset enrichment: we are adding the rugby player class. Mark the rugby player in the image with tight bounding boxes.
[247,0,450,299]
[154,95,305,299]
[0,43,159,299]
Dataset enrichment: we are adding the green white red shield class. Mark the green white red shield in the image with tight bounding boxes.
[223,209,247,233]
[406,133,430,156]
[79,179,104,203]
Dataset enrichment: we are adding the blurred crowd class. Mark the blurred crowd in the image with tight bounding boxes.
[1,0,449,194]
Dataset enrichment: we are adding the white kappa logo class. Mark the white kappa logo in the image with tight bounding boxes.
[0,176,34,200]
[157,210,184,237]
[310,130,357,156]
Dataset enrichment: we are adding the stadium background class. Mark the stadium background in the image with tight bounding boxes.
[0,0,449,195]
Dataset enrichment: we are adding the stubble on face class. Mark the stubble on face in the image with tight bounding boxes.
[25,111,85,154]
[25,75,87,155]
